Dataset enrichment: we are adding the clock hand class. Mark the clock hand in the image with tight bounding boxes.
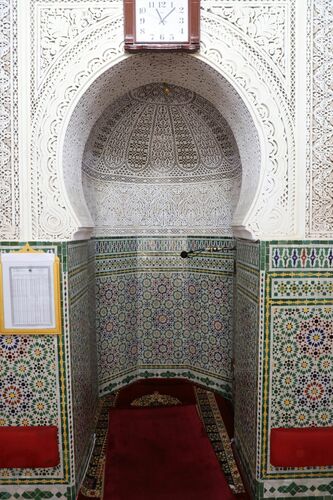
[155,8,165,25]
[160,6,176,24]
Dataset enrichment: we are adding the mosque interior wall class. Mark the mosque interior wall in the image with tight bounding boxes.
[1,0,333,498]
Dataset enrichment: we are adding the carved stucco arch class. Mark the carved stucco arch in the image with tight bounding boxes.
[31,9,295,240]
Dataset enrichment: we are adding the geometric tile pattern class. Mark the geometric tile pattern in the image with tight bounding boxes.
[238,240,333,498]
[234,240,260,483]
[0,243,71,489]
[270,244,333,270]
[68,241,98,490]
[237,240,261,269]
[0,485,75,499]
[237,265,260,299]
[262,251,333,484]
[271,277,333,299]
[94,236,236,254]
[0,336,58,428]
[0,336,61,479]
[263,477,333,499]
[95,236,235,399]
[271,305,333,430]
[234,290,259,475]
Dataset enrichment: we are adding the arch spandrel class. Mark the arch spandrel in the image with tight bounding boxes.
[31,9,296,241]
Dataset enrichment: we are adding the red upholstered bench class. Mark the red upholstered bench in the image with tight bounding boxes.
[0,426,59,468]
[270,427,333,467]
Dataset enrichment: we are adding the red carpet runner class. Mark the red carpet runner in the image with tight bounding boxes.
[103,405,235,500]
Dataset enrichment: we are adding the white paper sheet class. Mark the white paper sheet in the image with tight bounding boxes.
[1,252,56,330]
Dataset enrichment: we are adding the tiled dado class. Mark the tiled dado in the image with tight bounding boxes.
[271,276,333,299]
[67,242,98,491]
[237,240,261,270]
[234,240,260,493]
[0,243,74,496]
[258,241,333,498]
[268,242,333,271]
[262,477,333,499]
[0,485,75,499]
[2,239,333,499]
[99,367,228,395]
[232,241,333,499]
[95,236,236,399]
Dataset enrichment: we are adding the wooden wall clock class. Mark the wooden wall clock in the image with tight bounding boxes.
[124,0,200,52]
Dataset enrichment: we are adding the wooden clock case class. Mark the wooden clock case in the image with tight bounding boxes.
[124,0,200,52]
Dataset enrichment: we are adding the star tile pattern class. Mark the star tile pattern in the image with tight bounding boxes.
[95,236,236,398]
[0,243,71,491]
[260,241,333,492]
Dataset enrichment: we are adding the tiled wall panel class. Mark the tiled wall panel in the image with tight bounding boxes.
[68,241,98,490]
[234,240,260,495]
[0,243,74,498]
[260,241,333,499]
[95,236,236,397]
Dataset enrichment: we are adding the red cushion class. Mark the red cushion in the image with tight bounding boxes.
[270,427,333,467]
[0,426,59,468]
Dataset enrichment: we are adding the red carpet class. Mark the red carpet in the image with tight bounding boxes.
[103,404,235,500]
[115,378,196,408]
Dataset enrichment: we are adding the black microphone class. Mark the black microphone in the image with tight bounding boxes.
[180,250,192,258]
[180,248,206,258]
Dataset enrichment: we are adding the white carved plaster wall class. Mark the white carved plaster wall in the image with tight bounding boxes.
[307,0,333,237]
[15,0,304,241]
[0,0,19,240]
[82,82,242,236]
[64,53,260,239]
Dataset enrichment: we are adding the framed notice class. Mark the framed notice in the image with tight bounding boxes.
[0,244,61,335]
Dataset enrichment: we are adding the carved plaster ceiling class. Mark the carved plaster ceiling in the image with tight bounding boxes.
[83,83,241,184]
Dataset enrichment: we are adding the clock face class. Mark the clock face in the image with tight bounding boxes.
[135,0,189,44]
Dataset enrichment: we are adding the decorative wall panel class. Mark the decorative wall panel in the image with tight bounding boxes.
[0,336,60,477]
[95,237,235,397]
[0,243,74,497]
[67,241,98,490]
[259,241,333,498]
[0,0,19,240]
[36,5,119,89]
[83,82,241,235]
[308,0,333,238]
[270,244,333,271]
[234,240,260,495]
[206,2,291,84]
[270,305,333,429]
[234,240,333,499]
[27,0,298,240]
